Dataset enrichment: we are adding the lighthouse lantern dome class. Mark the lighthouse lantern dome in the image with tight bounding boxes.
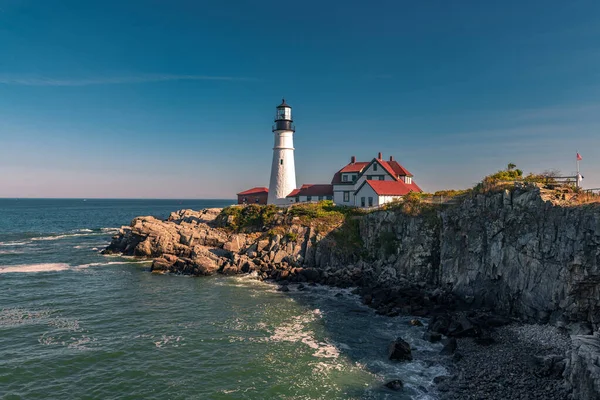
[275,99,292,121]
[273,98,295,132]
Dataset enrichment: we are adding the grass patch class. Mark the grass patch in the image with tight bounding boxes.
[220,204,278,232]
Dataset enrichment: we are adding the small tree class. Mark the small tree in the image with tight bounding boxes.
[507,163,516,171]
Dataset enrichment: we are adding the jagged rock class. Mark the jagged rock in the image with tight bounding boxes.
[191,255,219,275]
[422,332,442,343]
[388,337,413,361]
[151,257,172,272]
[565,334,600,399]
[410,319,424,327]
[222,264,240,275]
[384,380,403,391]
[440,337,457,355]
[300,268,320,282]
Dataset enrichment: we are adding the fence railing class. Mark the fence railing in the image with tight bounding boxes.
[420,195,464,205]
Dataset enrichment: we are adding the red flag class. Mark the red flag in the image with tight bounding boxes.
[577,152,583,161]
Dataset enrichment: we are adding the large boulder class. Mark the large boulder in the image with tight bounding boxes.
[388,337,413,361]
[384,380,403,391]
[440,337,457,355]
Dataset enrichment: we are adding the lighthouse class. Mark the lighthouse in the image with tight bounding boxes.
[268,99,297,205]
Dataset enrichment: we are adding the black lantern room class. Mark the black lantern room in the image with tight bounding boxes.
[273,99,295,132]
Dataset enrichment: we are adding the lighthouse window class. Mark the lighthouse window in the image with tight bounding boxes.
[280,159,283,165]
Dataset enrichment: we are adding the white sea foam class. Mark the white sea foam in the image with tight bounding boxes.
[268,309,340,359]
[0,249,25,255]
[154,334,184,348]
[32,233,96,241]
[74,260,151,269]
[0,240,31,247]
[0,263,70,274]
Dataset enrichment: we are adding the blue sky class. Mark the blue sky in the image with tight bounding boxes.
[0,0,599,198]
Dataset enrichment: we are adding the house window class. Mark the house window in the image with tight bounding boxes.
[343,191,350,202]
[280,159,283,165]
[373,164,378,171]
[307,196,312,202]
[379,176,385,180]
[342,174,348,182]
[352,174,357,181]
[295,196,300,202]
[242,197,247,203]
[255,197,260,203]
[326,196,332,200]
[318,196,323,201]
[361,197,365,207]
[368,197,373,207]
[407,177,412,184]
[367,175,373,180]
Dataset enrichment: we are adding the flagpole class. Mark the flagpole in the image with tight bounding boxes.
[576,150,580,189]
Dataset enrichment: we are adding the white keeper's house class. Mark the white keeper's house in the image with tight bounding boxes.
[331,152,422,207]
[237,99,423,208]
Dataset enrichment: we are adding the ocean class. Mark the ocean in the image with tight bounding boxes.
[0,199,445,399]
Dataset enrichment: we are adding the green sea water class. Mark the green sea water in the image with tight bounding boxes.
[0,199,445,399]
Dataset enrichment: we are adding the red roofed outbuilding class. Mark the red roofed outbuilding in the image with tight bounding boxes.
[286,184,333,202]
[237,187,269,205]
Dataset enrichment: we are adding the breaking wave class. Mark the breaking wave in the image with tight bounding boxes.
[0,240,32,247]
[75,261,151,269]
[0,263,70,274]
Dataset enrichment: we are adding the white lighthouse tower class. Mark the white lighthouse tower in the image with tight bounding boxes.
[268,99,297,205]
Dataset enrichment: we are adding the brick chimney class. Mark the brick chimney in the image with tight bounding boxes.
[389,155,394,162]
[351,156,356,164]
[378,152,382,159]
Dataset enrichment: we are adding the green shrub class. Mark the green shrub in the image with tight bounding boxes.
[284,232,298,242]
[220,204,279,232]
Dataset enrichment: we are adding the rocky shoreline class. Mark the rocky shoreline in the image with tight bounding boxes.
[103,185,600,399]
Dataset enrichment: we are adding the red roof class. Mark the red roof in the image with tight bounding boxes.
[237,187,268,196]
[339,162,369,173]
[287,188,301,197]
[385,160,413,177]
[286,184,333,197]
[407,181,421,192]
[332,162,369,184]
[359,180,417,196]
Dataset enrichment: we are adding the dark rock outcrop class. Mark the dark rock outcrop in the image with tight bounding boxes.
[384,379,403,391]
[440,337,457,355]
[565,333,600,399]
[388,337,413,361]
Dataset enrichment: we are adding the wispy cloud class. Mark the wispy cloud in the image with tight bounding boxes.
[0,74,256,86]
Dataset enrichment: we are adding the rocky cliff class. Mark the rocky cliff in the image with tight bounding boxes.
[103,183,600,398]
